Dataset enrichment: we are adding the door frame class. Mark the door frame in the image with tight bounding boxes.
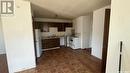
[102,9,111,73]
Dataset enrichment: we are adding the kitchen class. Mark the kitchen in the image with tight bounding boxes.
[33,18,80,57]
[33,14,92,58]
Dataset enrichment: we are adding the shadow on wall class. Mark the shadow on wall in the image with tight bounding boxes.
[31,3,74,19]
[0,16,6,54]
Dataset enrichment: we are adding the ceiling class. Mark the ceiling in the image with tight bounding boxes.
[31,0,111,19]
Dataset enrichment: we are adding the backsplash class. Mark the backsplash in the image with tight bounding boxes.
[42,27,72,37]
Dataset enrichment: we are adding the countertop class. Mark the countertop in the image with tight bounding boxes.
[42,36,65,40]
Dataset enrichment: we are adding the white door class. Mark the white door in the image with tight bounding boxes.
[106,0,130,73]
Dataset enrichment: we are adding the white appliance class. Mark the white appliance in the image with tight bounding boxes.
[35,29,42,58]
[70,37,81,49]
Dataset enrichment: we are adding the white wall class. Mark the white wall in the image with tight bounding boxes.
[91,5,110,59]
[73,13,93,49]
[0,18,5,54]
[106,0,130,73]
[1,0,36,73]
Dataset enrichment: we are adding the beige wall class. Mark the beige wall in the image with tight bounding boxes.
[1,0,36,73]
[106,0,130,73]
[91,5,110,59]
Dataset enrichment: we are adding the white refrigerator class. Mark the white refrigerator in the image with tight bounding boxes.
[34,29,42,58]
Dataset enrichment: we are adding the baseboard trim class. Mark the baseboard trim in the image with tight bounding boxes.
[91,55,102,61]
[15,65,36,73]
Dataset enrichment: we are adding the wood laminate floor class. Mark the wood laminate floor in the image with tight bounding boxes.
[19,48,101,73]
[0,54,8,73]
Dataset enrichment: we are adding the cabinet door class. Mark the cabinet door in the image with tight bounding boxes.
[65,23,73,27]
[58,24,65,31]
[42,38,60,49]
